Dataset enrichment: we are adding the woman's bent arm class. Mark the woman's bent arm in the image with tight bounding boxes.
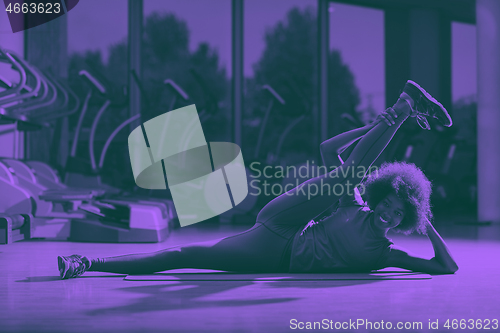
[425,222,459,273]
[384,222,459,274]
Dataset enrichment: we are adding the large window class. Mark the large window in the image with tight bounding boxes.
[447,21,477,214]
[67,0,129,187]
[243,0,317,166]
[451,21,477,142]
[67,0,128,94]
[452,22,477,103]
[329,2,385,125]
[68,0,128,64]
[144,0,231,75]
[143,0,232,142]
[0,8,24,57]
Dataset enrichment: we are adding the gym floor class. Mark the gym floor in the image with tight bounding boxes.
[1,221,499,333]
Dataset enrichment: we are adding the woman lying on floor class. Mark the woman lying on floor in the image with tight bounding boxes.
[58,80,458,279]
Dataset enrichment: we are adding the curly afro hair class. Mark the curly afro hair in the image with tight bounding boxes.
[360,162,432,235]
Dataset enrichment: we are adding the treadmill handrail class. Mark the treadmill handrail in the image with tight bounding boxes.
[262,84,286,105]
[276,114,306,159]
[44,79,81,121]
[131,69,150,109]
[0,52,42,106]
[7,67,51,113]
[89,99,111,171]
[0,74,13,89]
[254,84,286,159]
[99,113,141,169]
[16,70,58,114]
[164,79,189,100]
[0,52,40,104]
[31,73,69,117]
[79,70,106,94]
[189,68,219,116]
[0,51,27,100]
[70,91,92,157]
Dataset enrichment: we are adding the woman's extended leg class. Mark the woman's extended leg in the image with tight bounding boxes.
[79,222,291,276]
[256,97,413,226]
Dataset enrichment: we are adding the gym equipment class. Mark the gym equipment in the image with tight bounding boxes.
[0,51,175,243]
[0,158,93,217]
[188,68,219,124]
[221,85,287,223]
[0,213,31,244]
[64,69,117,189]
[273,114,306,164]
[0,75,13,89]
[0,156,86,240]
[270,79,315,167]
[61,69,175,241]
[0,50,86,240]
[3,156,173,242]
[64,69,175,203]
[422,126,462,211]
[164,78,189,112]
[253,85,286,161]
[0,61,107,208]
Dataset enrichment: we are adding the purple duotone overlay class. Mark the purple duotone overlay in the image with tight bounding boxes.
[1,0,500,332]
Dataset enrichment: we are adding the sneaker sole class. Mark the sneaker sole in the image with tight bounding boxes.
[406,80,453,127]
[58,256,70,279]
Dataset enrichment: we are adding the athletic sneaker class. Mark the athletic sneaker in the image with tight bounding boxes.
[403,80,453,129]
[58,255,91,279]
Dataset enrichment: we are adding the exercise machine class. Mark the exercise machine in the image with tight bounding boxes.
[0,50,175,243]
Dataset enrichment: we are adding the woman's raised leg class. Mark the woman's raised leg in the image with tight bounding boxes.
[256,97,413,226]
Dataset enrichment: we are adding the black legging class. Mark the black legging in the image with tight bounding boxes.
[89,99,411,274]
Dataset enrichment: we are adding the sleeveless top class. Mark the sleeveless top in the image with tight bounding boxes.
[289,193,393,273]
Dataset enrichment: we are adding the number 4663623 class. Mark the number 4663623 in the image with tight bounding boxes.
[5,2,61,14]
[444,319,499,330]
